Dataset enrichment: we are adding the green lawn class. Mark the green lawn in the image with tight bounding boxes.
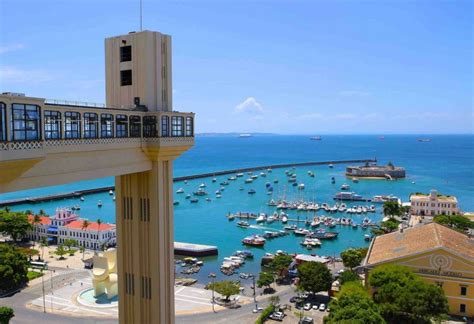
[27,270,44,281]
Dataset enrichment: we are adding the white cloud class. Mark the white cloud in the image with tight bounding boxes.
[339,90,371,97]
[235,97,264,114]
[334,113,356,120]
[0,43,25,54]
[0,66,53,84]
[294,112,325,120]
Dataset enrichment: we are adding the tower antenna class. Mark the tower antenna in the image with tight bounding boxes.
[140,0,143,31]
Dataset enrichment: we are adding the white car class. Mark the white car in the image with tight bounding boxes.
[304,303,312,311]
[312,304,319,310]
[252,307,263,313]
[319,303,326,311]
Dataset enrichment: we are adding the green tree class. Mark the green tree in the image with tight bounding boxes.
[63,238,77,253]
[38,209,46,216]
[338,270,360,285]
[325,282,385,324]
[369,264,449,323]
[80,246,85,260]
[54,245,68,260]
[0,244,29,292]
[340,248,364,269]
[434,215,474,232]
[269,254,293,278]
[297,261,332,295]
[0,211,33,242]
[382,201,401,218]
[269,295,280,306]
[39,236,48,261]
[257,271,274,291]
[0,306,14,324]
[208,280,240,303]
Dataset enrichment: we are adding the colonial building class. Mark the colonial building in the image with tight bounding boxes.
[364,223,474,317]
[410,189,459,216]
[28,208,116,250]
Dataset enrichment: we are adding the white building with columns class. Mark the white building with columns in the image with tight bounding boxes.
[410,189,459,217]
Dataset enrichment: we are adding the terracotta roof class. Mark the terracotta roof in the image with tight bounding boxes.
[64,220,114,231]
[365,223,474,265]
[28,215,51,225]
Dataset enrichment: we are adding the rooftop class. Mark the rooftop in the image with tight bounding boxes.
[28,214,51,225]
[410,193,457,202]
[365,223,474,266]
[64,220,115,231]
[295,254,330,264]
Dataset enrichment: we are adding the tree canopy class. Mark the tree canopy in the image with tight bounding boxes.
[340,248,364,269]
[0,211,32,242]
[325,282,385,324]
[338,270,360,285]
[369,264,449,323]
[0,244,29,293]
[434,215,474,232]
[269,254,293,276]
[208,280,240,302]
[382,201,401,217]
[0,306,15,324]
[297,261,332,294]
[257,271,274,289]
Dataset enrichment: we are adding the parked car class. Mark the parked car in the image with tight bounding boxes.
[269,311,285,321]
[319,303,326,311]
[312,304,319,310]
[299,317,314,324]
[304,303,312,311]
[252,307,263,313]
[289,296,299,303]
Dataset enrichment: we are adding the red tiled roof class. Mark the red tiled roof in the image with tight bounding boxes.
[28,215,51,225]
[64,220,114,231]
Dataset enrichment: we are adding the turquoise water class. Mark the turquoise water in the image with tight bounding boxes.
[2,135,473,281]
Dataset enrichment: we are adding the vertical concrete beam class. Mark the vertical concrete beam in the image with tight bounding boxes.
[116,159,175,324]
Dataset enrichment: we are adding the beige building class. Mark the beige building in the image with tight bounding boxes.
[410,189,459,217]
[0,30,194,323]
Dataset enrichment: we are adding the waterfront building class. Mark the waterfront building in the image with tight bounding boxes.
[346,162,406,179]
[27,208,116,249]
[364,223,474,317]
[410,189,459,216]
[0,29,194,323]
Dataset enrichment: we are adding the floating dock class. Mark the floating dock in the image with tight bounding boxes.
[174,242,218,257]
[0,158,376,207]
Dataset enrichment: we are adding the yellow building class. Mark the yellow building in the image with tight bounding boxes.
[364,223,474,318]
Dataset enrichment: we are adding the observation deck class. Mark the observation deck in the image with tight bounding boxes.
[0,93,195,192]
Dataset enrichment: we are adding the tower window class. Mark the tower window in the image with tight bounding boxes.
[120,46,132,62]
[460,286,467,296]
[460,304,466,313]
[121,70,132,86]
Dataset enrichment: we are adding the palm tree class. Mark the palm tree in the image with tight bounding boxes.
[32,215,41,249]
[81,220,90,257]
[39,236,48,261]
[95,219,102,254]
[38,209,46,216]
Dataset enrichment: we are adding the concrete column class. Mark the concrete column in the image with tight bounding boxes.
[116,159,175,324]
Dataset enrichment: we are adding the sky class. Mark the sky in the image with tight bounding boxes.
[0,0,472,134]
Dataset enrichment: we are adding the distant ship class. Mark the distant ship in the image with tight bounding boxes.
[310,136,322,141]
[239,133,252,138]
[417,138,431,142]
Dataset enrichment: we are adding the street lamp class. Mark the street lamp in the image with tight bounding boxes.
[208,272,216,313]
[249,274,258,311]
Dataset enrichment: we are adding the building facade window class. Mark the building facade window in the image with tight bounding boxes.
[44,110,61,140]
[11,103,41,141]
[129,115,141,137]
[83,112,98,138]
[461,286,467,296]
[185,116,193,137]
[161,116,169,137]
[460,304,466,313]
[121,70,132,86]
[64,112,81,139]
[120,46,132,62]
[143,116,156,137]
[115,115,128,137]
[0,102,6,141]
[171,116,183,136]
[101,114,114,138]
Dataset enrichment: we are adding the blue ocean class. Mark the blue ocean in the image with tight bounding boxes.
[1,135,473,281]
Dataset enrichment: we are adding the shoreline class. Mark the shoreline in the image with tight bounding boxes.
[0,158,376,207]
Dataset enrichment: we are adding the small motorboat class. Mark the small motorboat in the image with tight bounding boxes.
[206,198,211,202]
[237,221,250,228]
[341,184,350,191]
[173,200,180,206]
[112,196,116,201]
[216,194,222,199]
[239,187,244,191]
[190,198,199,203]
[185,194,191,199]
[245,178,253,183]
[248,189,256,194]
[199,183,207,188]
[329,164,334,168]
[80,196,85,201]
[256,213,267,222]
[109,190,114,195]
[284,224,297,231]
[281,215,288,223]
[364,234,371,241]
[212,178,217,183]
[273,179,279,183]
[97,200,103,207]
[176,188,185,194]
[298,183,305,190]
